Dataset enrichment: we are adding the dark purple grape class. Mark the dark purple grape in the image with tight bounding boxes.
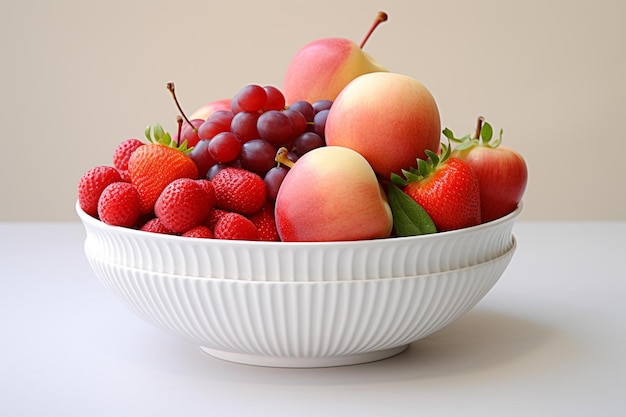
[188,139,217,178]
[312,99,333,113]
[293,132,324,156]
[257,110,293,146]
[283,109,307,138]
[264,166,289,201]
[312,109,330,139]
[240,139,277,176]
[287,100,315,121]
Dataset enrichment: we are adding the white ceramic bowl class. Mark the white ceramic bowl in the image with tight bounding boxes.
[77,202,521,281]
[84,240,516,367]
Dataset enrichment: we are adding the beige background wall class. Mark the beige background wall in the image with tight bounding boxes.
[1,0,624,221]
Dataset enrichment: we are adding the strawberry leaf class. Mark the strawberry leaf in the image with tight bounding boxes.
[387,184,437,236]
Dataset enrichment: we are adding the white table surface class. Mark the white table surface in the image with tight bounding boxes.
[1,221,625,416]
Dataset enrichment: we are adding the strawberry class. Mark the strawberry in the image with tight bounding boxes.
[113,138,144,172]
[392,143,481,232]
[445,117,527,222]
[140,217,175,234]
[97,182,141,227]
[128,124,198,214]
[154,178,215,233]
[182,225,214,238]
[248,202,280,241]
[204,208,230,230]
[212,167,267,214]
[214,212,259,240]
[78,166,123,217]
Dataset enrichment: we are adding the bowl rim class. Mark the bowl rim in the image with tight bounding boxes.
[86,235,516,283]
[76,200,522,247]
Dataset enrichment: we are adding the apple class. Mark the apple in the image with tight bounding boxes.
[324,72,441,179]
[189,98,232,121]
[446,117,528,222]
[274,146,393,242]
[282,11,388,104]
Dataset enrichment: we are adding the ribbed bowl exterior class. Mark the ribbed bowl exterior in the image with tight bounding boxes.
[77,202,521,281]
[85,241,515,367]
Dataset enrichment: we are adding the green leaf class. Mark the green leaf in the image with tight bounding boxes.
[387,184,437,237]
[480,122,493,144]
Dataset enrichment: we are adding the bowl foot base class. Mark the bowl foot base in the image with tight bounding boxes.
[199,344,409,368]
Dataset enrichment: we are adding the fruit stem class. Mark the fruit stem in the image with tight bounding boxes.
[359,11,388,49]
[473,116,485,139]
[275,147,295,168]
[175,116,183,142]
[167,82,196,131]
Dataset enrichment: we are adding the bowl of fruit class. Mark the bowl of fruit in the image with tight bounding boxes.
[76,12,528,367]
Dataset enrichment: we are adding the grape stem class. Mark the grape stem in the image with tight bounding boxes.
[359,11,388,49]
[474,116,485,139]
[275,147,295,168]
[167,82,196,131]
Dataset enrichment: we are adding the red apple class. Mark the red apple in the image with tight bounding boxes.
[189,98,232,121]
[447,117,527,222]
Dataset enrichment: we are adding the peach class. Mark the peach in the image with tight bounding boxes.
[324,72,441,179]
[275,146,393,242]
[282,12,388,104]
[189,98,232,121]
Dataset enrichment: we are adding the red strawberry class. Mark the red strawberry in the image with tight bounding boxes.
[204,208,230,230]
[214,212,259,240]
[113,138,144,172]
[248,203,280,241]
[212,167,266,214]
[392,144,481,232]
[78,166,123,217]
[182,225,214,238]
[446,117,527,222]
[97,182,141,227]
[140,217,175,234]
[154,178,215,233]
[128,124,198,214]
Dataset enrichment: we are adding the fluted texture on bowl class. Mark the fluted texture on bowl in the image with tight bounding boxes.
[85,240,515,367]
[78,202,521,281]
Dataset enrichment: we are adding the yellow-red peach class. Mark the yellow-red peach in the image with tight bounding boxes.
[325,72,441,179]
[275,146,393,242]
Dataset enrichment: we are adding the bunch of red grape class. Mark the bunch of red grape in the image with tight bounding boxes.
[184,84,332,201]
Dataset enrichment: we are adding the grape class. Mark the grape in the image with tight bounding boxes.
[312,109,330,139]
[264,166,289,201]
[230,111,260,142]
[293,132,324,156]
[235,84,267,112]
[208,132,242,163]
[257,110,293,146]
[312,100,333,113]
[177,119,204,148]
[283,109,307,138]
[206,163,229,180]
[263,86,286,111]
[240,139,278,176]
[189,139,217,178]
[287,100,315,122]
[197,110,234,140]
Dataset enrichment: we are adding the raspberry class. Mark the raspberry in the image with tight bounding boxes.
[212,167,266,215]
[182,225,214,239]
[248,203,279,241]
[97,182,141,227]
[113,138,144,172]
[214,212,259,241]
[154,178,215,233]
[78,166,123,217]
